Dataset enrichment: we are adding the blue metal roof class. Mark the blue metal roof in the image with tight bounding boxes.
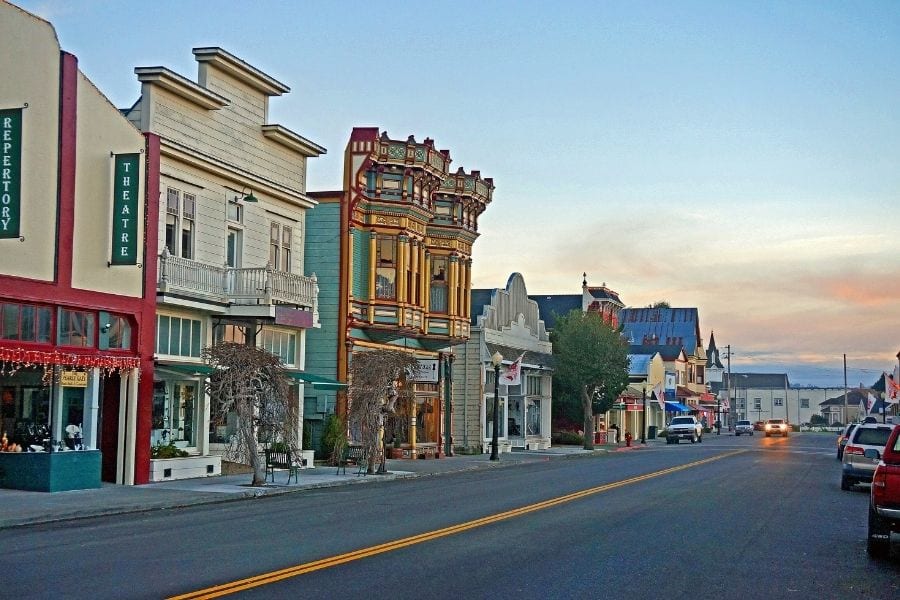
[619,307,700,352]
[628,354,651,376]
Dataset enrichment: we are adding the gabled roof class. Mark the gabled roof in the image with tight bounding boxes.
[527,295,581,330]
[821,388,876,406]
[706,331,724,369]
[586,285,623,305]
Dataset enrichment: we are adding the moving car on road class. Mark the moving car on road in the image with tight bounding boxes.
[865,424,900,557]
[841,423,895,491]
[734,420,754,436]
[764,418,789,437]
[666,416,703,444]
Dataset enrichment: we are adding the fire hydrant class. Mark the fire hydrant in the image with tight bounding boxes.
[624,431,633,447]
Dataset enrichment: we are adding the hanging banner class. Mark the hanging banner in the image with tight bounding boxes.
[110,153,140,265]
[0,108,23,238]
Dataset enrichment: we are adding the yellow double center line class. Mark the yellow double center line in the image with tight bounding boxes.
[171,450,745,599]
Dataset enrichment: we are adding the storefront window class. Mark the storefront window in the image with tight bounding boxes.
[151,379,198,448]
[484,395,506,440]
[259,328,296,366]
[526,398,542,436]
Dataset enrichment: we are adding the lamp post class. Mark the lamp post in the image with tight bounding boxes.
[641,385,647,444]
[490,351,503,461]
[714,383,720,435]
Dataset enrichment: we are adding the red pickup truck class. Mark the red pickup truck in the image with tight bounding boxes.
[867,424,900,558]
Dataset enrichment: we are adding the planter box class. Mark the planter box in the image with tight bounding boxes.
[149,455,222,482]
[0,450,101,492]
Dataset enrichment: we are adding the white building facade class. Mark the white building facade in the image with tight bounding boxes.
[454,274,553,454]
[127,48,325,480]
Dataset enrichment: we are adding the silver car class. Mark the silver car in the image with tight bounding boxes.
[840,423,895,490]
[734,420,754,436]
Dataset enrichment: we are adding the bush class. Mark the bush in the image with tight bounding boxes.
[151,441,189,459]
[320,413,346,463]
[552,431,584,445]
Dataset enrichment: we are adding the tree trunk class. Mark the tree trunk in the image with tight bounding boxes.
[582,389,595,450]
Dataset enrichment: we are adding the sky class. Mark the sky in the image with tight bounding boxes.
[13,0,900,387]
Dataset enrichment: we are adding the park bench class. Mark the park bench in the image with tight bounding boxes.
[336,445,368,476]
[265,448,300,484]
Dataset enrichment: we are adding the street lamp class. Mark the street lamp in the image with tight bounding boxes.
[490,351,503,461]
[641,384,647,444]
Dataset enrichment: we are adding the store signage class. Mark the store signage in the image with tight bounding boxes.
[275,306,313,328]
[61,371,88,387]
[110,153,140,265]
[407,359,439,383]
[0,108,22,238]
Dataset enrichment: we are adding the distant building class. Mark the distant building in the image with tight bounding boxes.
[529,273,624,330]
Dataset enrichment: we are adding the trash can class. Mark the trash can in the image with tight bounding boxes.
[648,426,658,440]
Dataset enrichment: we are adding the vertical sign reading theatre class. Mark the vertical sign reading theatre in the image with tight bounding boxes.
[111,153,139,265]
[0,108,22,239]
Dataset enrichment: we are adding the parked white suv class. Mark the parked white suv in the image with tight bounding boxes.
[734,420,754,436]
[666,416,703,444]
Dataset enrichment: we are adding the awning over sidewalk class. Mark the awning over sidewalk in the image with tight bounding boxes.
[286,371,347,390]
[155,362,215,377]
[665,401,693,412]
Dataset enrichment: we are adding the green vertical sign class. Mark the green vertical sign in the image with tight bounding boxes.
[0,108,22,239]
[111,153,140,265]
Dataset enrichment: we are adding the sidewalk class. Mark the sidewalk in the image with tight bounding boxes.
[0,445,633,530]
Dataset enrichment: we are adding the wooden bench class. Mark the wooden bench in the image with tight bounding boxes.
[336,445,368,476]
[265,448,300,484]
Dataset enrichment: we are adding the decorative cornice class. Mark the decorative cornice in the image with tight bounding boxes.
[192,47,290,96]
[134,67,229,110]
[261,124,326,158]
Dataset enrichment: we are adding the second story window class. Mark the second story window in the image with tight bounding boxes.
[1,302,52,343]
[375,235,396,299]
[165,188,194,259]
[58,309,95,348]
[270,222,293,273]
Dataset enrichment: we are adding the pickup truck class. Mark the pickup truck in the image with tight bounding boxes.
[666,416,703,444]
[866,424,900,558]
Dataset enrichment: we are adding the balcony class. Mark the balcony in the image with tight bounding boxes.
[157,249,318,320]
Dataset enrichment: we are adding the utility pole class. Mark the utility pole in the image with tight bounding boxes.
[843,354,848,425]
[724,345,732,421]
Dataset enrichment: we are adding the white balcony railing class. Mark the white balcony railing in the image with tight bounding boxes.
[157,249,318,313]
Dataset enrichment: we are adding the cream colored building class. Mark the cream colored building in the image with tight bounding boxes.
[126,47,325,480]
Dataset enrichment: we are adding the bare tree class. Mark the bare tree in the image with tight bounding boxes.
[347,349,418,474]
[203,342,297,485]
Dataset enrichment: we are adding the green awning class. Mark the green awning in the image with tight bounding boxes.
[156,362,215,377]
[286,371,347,390]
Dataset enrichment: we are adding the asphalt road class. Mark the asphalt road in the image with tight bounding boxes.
[2,433,898,599]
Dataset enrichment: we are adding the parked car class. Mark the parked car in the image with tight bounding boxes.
[764,418,789,437]
[865,424,900,557]
[837,423,857,460]
[841,423,896,491]
[666,416,703,444]
[753,421,765,431]
[734,420,754,436]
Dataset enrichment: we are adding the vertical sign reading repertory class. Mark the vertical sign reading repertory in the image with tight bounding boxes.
[111,153,140,265]
[0,108,22,238]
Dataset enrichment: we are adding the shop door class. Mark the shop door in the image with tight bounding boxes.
[100,373,121,483]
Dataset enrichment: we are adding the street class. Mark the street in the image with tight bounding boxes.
[2,433,898,599]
